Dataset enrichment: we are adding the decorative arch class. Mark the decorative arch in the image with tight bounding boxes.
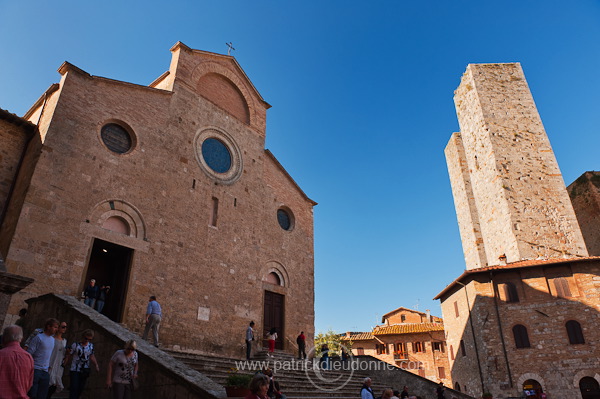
[89,199,146,240]
[573,371,600,390]
[262,260,290,288]
[191,61,257,126]
[198,73,249,124]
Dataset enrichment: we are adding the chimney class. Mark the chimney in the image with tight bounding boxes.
[426,309,431,322]
[345,332,351,338]
[498,254,507,266]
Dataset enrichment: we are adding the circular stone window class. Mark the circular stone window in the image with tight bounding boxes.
[277,208,294,231]
[194,128,242,184]
[101,123,133,154]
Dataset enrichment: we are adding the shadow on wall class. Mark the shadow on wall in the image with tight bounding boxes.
[447,264,600,399]
[21,294,224,399]
[351,355,473,399]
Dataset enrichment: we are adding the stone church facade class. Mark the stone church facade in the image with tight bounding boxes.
[438,63,600,398]
[0,42,316,357]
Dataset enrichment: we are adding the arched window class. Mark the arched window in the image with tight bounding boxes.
[579,377,600,399]
[265,272,282,286]
[513,324,531,348]
[502,282,519,303]
[566,320,585,344]
[454,382,461,392]
[553,277,572,298]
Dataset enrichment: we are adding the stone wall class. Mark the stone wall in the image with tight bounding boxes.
[448,63,587,267]
[23,294,224,399]
[353,356,472,399]
[567,171,600,256]
[439,260,600,398]
[2,45,315,357]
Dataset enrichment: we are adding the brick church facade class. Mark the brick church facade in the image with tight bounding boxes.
[438,63,600,399]
[0,42,316,356]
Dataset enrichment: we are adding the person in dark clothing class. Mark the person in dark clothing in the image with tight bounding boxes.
[436,382,445,399]
[83,279,99,308]
[400,386,409,398]
[320,343,329,370]
[296,331,306,359]
[95,286,110,313]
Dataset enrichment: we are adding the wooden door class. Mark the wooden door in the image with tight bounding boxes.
[263,291,284,350]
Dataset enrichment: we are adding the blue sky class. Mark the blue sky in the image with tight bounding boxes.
[1,1,600,333]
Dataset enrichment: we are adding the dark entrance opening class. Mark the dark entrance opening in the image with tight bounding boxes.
[263,291,284,350]
[84,238,133,322]
[580,377,600,399]
[522,379,544,399]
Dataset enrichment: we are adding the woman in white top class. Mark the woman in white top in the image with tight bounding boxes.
[107,339,139,399]
[47,321,68,397]
[266,328,277,356]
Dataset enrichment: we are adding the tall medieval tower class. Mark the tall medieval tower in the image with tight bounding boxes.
[445,63,588,270]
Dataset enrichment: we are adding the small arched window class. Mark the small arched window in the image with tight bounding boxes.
[513,324,531,348]
[265,272,282,286]
[454,382,461,392]
[553,277,572,298]
[566,320,585,344]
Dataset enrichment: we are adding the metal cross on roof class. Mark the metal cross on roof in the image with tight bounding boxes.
[226,42,235,56]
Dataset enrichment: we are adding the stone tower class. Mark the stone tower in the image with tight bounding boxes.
[445,63,588,269]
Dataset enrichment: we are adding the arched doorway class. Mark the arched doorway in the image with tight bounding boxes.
[580,377,600,399]
[522,379,544,398]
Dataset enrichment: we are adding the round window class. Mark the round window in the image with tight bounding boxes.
[201,138,232,173]
[277,208,293,231]
[194,128,243,184]
[101,123,133,154]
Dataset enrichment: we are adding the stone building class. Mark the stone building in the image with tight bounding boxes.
[439,63,600,399]
[0,42,316,357]
[343,307,451,386]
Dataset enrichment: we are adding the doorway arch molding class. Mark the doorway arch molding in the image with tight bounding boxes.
[517,373,546,390]
[89,199,146,240]
[262,260,290,288]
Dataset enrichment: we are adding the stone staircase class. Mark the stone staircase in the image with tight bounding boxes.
[168,349,383,399]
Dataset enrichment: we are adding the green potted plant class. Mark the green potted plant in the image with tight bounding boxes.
[225,369,252,397]
[482,392,493,399]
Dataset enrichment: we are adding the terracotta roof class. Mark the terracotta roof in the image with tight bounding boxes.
[341,332,374,341]
[373,323,444,336]
[433,256,600,300]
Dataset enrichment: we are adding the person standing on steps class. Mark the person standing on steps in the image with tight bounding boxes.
[95,285,110,313]
[27,318,59,399]
[46,321,68,398]
[246,321,255,360]
[142,295,162,347]
[65,329,100,399]
[360,377,375,399]
[83,279,99,308]
[0,325,34,399]
[296,331,306,360]
[266,328,277,357]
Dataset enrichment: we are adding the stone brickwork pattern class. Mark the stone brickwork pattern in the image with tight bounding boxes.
[0,43,315,357]
[447,63,587,268]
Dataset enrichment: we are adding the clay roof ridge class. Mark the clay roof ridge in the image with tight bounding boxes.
[0,107,36,133]
[433,256,600,300]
